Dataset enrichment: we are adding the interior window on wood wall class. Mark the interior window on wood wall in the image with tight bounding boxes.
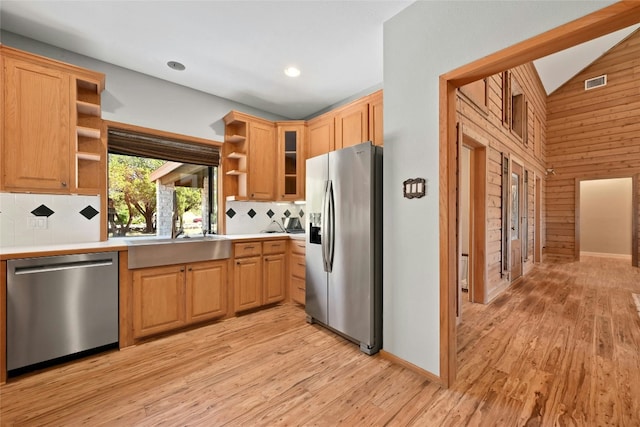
[460,78,487,111]
[511,78,526,140]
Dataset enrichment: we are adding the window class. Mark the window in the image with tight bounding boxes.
[107,126,220,238]
[502,71,528,142]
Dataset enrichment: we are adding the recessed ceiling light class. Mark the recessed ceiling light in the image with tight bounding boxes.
[167,61,186,71]
[284,66,301,77]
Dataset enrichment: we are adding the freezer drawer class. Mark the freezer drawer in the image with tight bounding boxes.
[7,252,119,372]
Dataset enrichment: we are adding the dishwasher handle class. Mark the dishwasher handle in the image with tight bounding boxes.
[14,259,115,275]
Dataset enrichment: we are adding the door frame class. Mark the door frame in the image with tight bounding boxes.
[439,3,640,387]
[460,129,487,304]
[509,158,525,282]
[534,174,542,263]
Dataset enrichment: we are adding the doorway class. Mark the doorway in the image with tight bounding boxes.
[510,161,524,281]
[578,177,633,261]
[458,134,487,311]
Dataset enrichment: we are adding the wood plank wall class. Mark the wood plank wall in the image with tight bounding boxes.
[546,30,640,261]
[456,62,548,301]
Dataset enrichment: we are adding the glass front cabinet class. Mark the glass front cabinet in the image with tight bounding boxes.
[276,122,305,201]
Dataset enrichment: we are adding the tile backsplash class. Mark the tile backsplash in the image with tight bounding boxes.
[225,201,305,235]
[0,192,101,247]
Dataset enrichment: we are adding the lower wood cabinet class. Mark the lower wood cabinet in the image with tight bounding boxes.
[133,260,227,339]
[233,239,286,313]
[289,239,306,305]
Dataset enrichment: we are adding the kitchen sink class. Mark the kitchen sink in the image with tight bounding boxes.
[127,235,231,268]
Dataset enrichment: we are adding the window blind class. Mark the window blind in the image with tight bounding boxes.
[108,128,220,166]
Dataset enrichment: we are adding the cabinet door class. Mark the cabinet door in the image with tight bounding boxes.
[307,115,334,159]
[368,91,383,146]
[263,253,286,305]
[2,57,70,192]
[234,255,263,312]
[186,260,228,324]
[335,101,368,150]
[277,123,305,201]
[248,121,276,200]
[133,265,185,338]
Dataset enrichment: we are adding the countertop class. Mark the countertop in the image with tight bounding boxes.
[0,232,307,260]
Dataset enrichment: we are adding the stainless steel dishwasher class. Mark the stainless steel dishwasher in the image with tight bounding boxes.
[7,252,119,372]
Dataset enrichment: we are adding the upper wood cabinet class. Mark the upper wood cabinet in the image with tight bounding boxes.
[335,100,369,150]
[306,113,335,159]
[305,89,383,160]
[276,121,305,201]
[222,111,276,201]
[1,46,105,194]
[368,90,384,147]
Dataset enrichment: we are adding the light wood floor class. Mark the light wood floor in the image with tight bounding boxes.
[1,256,639,426]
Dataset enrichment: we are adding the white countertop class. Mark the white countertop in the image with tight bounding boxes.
[0,232,306,259]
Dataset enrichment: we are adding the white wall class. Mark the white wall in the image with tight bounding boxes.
[0,31,286,141]
[580,178,632,256]
[382,1,613,377]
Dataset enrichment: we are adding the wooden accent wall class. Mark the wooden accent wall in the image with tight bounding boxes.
[546,30,640,260]
[456,62,547,301]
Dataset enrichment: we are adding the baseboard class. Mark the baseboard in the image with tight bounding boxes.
[580,251,632,260]
[379,350,444,386]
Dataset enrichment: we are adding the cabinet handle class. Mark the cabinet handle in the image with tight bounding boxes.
[188,267,192,271]
[180,268,185,272]
[61,181,67,187]
[298,263,305,267]
[244,246,254,250]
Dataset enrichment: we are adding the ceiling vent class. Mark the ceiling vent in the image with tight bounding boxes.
[584,75,607,90]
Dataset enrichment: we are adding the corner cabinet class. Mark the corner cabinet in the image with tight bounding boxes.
[222,111,276,201]
[276,122,305,201]
[1,46,105,194]
[132,260,228,339]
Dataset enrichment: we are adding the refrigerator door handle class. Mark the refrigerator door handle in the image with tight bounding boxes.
[321,180,330,272]
[326,181,335,272]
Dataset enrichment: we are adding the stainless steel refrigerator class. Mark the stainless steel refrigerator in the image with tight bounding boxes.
[305,141,382,355]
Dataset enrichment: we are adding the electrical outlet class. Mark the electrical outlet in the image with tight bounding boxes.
[27,217,48,229]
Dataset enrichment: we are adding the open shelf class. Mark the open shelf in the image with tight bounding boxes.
[77,152,101,162]
[77,126,101,139]
[226,169,247,176]
[226,135,246,143]
[76,100,101,116]
[227,152,247,159]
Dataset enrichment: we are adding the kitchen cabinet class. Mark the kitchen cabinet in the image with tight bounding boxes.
[233,239,287,313]
[368,90,384,147]
[1,46,105,194]
[276,122,305,201]
[133,260,228,338]
[222,111,276,201]
[289,239,306,305]
[335,100,369,150]
[307,113,335,159]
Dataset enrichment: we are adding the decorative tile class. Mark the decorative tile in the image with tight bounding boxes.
[79,205,99,220]
[299,209,304,217]
[248,209,256,218]
[226,208,236,218]
[31,204,55,217]
[283,209,291,218]
[266,209,275,218]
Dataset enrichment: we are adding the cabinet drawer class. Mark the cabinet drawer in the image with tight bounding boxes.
[263,240,287,255]
[290,253,306,278]
[291,276,305,305]
[234,242,262,258]
[290,239,306,255]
